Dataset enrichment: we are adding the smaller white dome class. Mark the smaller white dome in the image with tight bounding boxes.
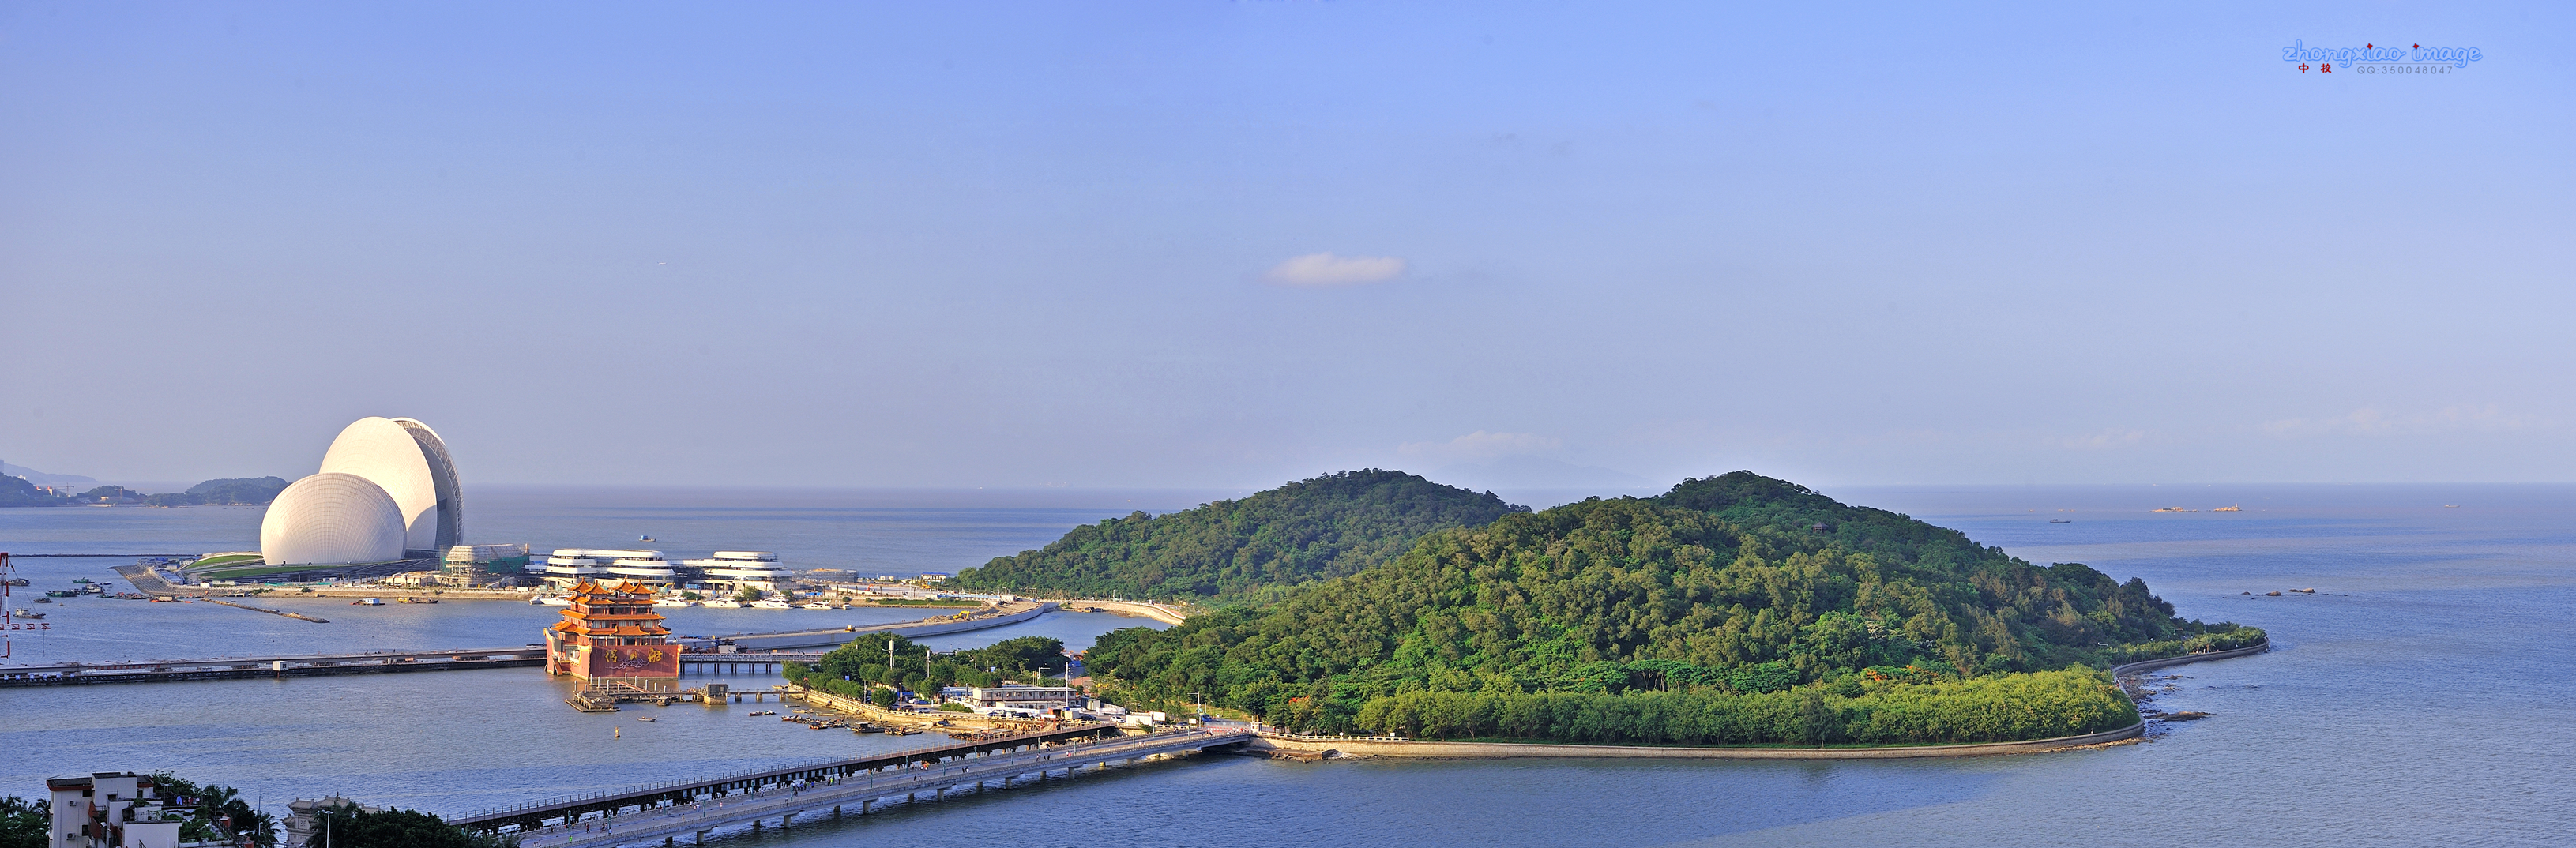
[261,473,408,566]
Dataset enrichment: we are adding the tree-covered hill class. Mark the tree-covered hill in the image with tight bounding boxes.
[948,469,1522,605]
[1087,471,2262,745]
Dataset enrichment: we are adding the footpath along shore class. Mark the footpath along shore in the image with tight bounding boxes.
[1235,641,2273,761]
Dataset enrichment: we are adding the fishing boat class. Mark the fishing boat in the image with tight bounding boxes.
[2049,519,2073,523]
[9,610,40,619]
[398,597,438,604]
[351,597,384,606]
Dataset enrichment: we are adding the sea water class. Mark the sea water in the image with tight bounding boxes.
[5,484,2574,846]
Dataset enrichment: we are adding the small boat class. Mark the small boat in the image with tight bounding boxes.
[2149,507,2197,513]
[399,597,438,604]
[635,716,658,722]
[750,600,792,610]
[639,535,656,542]
[541,596,575,606]
[747,711,774,716]
[801,602,833,610]
[2048,519,2072,523]
[72,579,92,584]
[351,598,384,606]
[701,600,742,609]
[9,610,41,619]
[656,598,697,607]
[32,598,52,604]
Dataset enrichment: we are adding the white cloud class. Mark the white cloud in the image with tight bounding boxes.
[1262,253,1407,286]
[2262,405,2547,437]
[1400,430,1561,462]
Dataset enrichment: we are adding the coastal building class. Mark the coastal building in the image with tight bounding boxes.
[46,773,186,848]
[258,416,464,567]
[441,543,532,585]
[543,580,679,690]
[281,797,378,848]
[962,684,1081,712]
[258,474,408,567]
[679,551,793,591]
[532,550,677,587]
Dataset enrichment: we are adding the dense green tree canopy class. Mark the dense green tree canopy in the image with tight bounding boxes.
[786,635,1073,702]
[950,469,1521,605]
[314,805,512,848]
[1087,472,2261,745]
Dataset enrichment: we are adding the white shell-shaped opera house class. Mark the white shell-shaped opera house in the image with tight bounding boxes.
[258,416,464,567]
[259,473,409,566]
[318,416,463,555]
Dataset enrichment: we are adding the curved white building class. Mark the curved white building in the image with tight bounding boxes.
[318,417,463,557]
[682,551,794,590]
[259,473,408,566]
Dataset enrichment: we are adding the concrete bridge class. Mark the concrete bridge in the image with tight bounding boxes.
[449,726,1252,846]
[711,602,1055,651]
[0,604,1060,687]
[0,647,547,686]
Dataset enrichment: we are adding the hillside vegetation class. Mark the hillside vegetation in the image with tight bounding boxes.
[1088,471,2262,745]
[949,470,1521,605]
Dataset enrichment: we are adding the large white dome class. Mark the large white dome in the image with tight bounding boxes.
[318,416,461,554]
[260,473,408,566]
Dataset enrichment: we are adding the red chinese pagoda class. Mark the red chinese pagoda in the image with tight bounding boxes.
[543,580,679,690]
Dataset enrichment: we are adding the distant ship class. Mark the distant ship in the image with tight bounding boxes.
[2213,505,2241,512]
[639,535,656,542]
[2049,519,2073,523]
[2150,507,2198,513]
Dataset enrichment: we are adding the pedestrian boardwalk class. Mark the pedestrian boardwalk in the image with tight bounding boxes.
[464,727,1251,848]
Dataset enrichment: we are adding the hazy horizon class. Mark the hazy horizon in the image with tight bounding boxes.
[6,3,2567,489]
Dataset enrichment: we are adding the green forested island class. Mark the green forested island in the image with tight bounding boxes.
[948,469,1521,606]
[0,475,288,508]
[1086,471,2262,746]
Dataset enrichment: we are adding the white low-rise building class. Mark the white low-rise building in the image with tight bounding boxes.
[962,684,1081,711]
[532,549,675,587]
[682,551,793,591]
[47,773,188,848]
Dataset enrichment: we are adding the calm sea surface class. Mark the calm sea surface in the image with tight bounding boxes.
[5,483,2573,847]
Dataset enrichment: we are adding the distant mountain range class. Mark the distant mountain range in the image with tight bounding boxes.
[1,461,96,487]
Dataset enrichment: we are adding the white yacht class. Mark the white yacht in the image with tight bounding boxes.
[750,599,793,610]
[701,599,743,609]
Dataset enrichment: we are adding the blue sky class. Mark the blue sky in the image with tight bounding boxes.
[3,2,2568,490]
